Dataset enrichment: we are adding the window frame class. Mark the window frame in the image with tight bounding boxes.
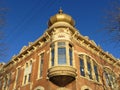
[79,55,85,77]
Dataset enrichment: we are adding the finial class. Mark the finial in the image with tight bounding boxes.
[59,7,63,14]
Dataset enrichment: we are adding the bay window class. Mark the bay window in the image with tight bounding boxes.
[58,47,66,64]
[50,41,73,66]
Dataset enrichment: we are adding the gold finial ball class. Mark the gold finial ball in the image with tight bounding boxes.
[58,8,63,14]
[48,9,75,27]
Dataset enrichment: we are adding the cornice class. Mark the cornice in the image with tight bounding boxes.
[2,21,120,71]
[72,29,120,67]
[3,30,51,70]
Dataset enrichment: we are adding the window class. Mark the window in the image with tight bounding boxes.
[50,42,73,66]
[51,48,54,66]
[23,60,32,85]
[28,73,31,82]
[58,48,66,64]
[16,68,20,84]
[104,69,117,88]
[58,42,66,65]
[79,55,85,76]
[86,56,92,79]
[39,53,44,77]
[69,44,73,66]
[24,75,27,84]
[94,64,99,82]
[79,54,99,82]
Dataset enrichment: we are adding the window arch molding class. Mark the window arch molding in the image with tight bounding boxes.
[103,66,113,72]
[81,85,92,90]
[78,52,99,65]
[34,86,44,90]
[103,66,117,89]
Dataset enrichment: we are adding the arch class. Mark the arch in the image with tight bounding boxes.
[81,85,92,90]
[78,53,99,65]
[34,86,44,90]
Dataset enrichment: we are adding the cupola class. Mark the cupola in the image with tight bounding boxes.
[48,9,75,27]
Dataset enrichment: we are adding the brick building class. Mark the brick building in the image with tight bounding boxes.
[0,9,120,90]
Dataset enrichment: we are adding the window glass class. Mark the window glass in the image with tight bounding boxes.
[87,61,92,79]
[104,69,116,88]
[28,73,31,82]
[86,56,92,79]
[39,53,44,77]
[94,64,99,82]
[24,75,27,84]
[58,48,66,64]
[51,49,54,66]
[69,47,72,66]
[80,57,85,76]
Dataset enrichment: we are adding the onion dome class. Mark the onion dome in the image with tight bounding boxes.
[48,9,75,27]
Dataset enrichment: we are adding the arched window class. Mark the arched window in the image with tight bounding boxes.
[34,86,44,90]
[79,54,99,82]
[81,85,92,90]
[104,68,117,89]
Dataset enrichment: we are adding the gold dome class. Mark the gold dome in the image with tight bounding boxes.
[48,9,75,27]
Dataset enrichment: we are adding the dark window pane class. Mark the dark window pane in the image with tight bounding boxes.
[51,49,54,66]
[80,58,85,76]
[40,53,44,77]
[94,65,99,82]
[28,73,31,82]
[87,61,92,79]
[24,75,27,84]
[69,48,72,66]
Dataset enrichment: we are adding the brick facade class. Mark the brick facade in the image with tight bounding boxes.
[0,9,120,90]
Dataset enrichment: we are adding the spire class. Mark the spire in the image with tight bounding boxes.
[58,7,63,14]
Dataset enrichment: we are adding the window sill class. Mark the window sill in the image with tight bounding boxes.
[36,77,43,80]
[22,82,31,87]
[79,75,102,85]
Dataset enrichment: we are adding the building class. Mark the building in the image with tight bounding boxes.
[0,9,120,90]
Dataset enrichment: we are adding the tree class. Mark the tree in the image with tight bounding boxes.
[104,0,120,45]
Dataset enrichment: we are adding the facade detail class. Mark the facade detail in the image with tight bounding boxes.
[0,9,120,90]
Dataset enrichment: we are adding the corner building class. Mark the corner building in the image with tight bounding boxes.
[0,9,120,90]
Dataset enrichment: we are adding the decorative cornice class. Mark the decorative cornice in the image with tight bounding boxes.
[72,29,119,67]
[3,30,51,69]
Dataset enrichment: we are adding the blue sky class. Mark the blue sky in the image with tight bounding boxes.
[1,0,119,63]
